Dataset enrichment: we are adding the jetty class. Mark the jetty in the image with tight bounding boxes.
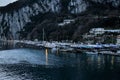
[1,40,120,56]
[15,40,44,49]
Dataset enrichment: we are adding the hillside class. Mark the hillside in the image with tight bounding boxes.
[0,0,120,40]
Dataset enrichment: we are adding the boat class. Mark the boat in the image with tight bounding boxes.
[44,42,57,49]
[85,51,98,55]
[59,44,74,52]
[98,51,115,55]
[51,47,59,53]
[59,47,74,52]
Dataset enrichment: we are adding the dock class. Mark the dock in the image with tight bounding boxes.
[15,40,44,49]
[2,40,120,56]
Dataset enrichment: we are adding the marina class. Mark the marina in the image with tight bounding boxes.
[5,40,120,56]
[0,44,120,80]
[0,0,120,80]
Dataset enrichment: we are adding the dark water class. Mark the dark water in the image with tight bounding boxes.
[0,43,120,80]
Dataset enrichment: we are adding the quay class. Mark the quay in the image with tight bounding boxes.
[15,40,44,49]
[1,40,120,56]
[98,51,120,56]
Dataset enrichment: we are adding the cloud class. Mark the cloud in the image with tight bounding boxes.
[0,0,17,6]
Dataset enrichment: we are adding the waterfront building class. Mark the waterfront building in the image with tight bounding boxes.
[117,35,120,44]
[89,28,105,35]
[83,28,120,44]
[90,28,120,35]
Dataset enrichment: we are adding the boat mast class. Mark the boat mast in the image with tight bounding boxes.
[43,28,45,42]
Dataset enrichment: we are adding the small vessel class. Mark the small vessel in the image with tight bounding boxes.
[44,42,58,49]
[99,51,115,55]
[59,47,73,52]
[117,50,120,54]
[59,45,74,52]
[51,47,59,53]
[85,51,98,55]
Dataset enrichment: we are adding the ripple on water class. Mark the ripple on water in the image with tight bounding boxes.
[1,49,120,80]
[0,49,66,68]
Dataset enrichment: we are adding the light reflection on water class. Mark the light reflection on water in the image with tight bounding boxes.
[0,47,120,79]
[0,49,65,66]
[45,49,48,65]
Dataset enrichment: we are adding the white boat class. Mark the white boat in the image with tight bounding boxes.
[117,50,120,54]
[44,42,57,49]
[51,47,58,53]
[85,50,98,55]
[85,52,98,55]
[99,51,115,54]
[59,47,73,52]
[59,44,74,52]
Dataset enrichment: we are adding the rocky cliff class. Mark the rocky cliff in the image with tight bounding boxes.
[0,0,120,39]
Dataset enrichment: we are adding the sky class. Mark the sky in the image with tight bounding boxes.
[0,0,17,6]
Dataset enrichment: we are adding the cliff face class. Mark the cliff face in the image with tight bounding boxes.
[0,0,61,39]
[0,0,120,39]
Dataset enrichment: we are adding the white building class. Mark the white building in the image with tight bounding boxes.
[90,28,120,35]
[105,30,120,33]
[89,28,105,35]
[58,19,75,26]
[117,35,120,44]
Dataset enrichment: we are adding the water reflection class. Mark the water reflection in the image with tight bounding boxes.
[97,55,101,68]
[0,42,120,80]
[0,40,15,50]
[111,56,115,68]
[45,49,48,65]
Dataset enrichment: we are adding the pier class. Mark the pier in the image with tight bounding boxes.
[1,40,120,56]
[15,40,44,49]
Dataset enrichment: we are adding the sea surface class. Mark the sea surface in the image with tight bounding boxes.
[0,42,120,80]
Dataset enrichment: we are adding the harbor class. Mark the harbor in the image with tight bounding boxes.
[0,40,120,80]
[0,0,120,80]
[0,47,120,80]
[3,40,120,56]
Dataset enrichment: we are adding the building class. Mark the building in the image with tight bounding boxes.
[84,28,120,44]
[58,19,75,26]
[105,30,120,33]
[89,28,105,35]
[90,28,120,35]
[117,35,120,44]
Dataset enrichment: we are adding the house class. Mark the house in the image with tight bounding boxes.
[58,19,75,26]
[105,30,120,33]
[117,35,120,44]
[89,28,105,35]
[90,28,120,35]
